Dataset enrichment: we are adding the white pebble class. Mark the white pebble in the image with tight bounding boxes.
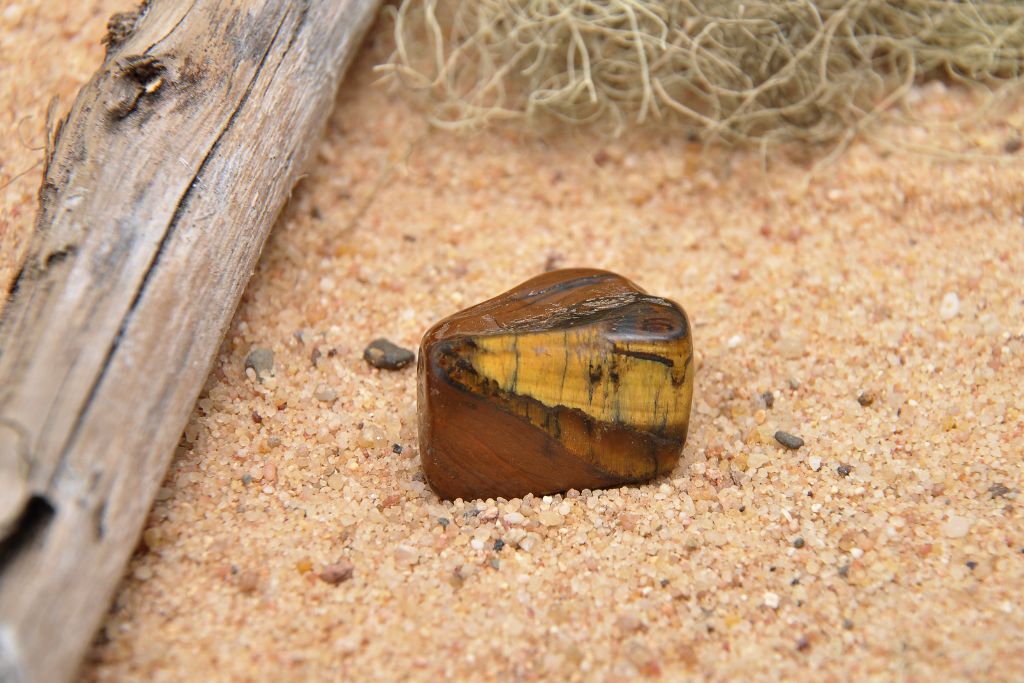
[503,512,526,525]
[939,292,960,320]
[808,456,822,471]
[727,334,743,349]
[942,515,971,538]
[763,592,780,609]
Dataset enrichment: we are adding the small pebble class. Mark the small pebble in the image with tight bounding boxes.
[314,384,338,402]
[942,515,971,538]
[493,539,505,552]
[761,391,775,408]
[793,537,805,548]
[437,517,450,529]
[320,560,355,585]
[237,570,260,594]
[989,483,1011,498]
[857,391,875,407]
[837,464,852,477]
[616,613,645,632]
[392,443,403,454]
[939,292,960,320]
[763,592,780,609]
[394,545,419,565]
[504,528,527,547]
[808,456,822,472]
[1004,136,1022,153]
[538,509,564,527]
[244,348,274,381]
[965,560,978,570]
[241,473,252,486]
[453,564,478,581]
[503,511,526,526]
[518,533,539,552]
[363,338,415,370]
[778,337,805,359]
[774,431,804,450]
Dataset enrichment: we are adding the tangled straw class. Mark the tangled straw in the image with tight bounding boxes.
[377,0,1024,145]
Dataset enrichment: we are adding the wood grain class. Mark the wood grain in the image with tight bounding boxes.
[0,1,380,681]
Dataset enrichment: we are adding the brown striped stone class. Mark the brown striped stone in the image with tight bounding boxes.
[418,269,694,500]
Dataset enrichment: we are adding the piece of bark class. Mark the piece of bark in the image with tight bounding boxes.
[0,1,380,681]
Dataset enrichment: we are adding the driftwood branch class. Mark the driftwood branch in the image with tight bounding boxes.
[0,1,380,681]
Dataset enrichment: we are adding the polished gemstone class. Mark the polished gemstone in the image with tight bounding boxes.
[418,269,694,500]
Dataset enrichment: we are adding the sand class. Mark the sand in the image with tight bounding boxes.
[3,4,1024,682]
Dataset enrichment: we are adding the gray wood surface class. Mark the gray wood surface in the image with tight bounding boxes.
[0,1,381,680]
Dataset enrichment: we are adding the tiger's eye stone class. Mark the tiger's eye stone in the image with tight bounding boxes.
[417,268,694,501]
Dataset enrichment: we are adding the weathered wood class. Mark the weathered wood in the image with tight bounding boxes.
[0,1,381,681]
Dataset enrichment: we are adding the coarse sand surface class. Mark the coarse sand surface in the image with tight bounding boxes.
[2,5,1023,682]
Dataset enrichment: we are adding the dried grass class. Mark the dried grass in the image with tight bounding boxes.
[377,0,1024,146]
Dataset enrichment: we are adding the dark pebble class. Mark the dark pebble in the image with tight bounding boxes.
[310,347,322,367]
[437,517,450,529]
[1005,136,1022,154]
[857,391,875,407]
[244,348,274,380]
[761,391,775,409]
[774,430,804,450]
[241,473,252,486]
[660,578,670,588]
[966,560,978,570]
[793,537,805,548]
[837,464,852,477]
[493,539,505,552]
[796,637,810,652]
[843,618,854,630]
[989,483,1011,498]
[392,443,403,454]
[363,338,415,370]
[838,564,850,578]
